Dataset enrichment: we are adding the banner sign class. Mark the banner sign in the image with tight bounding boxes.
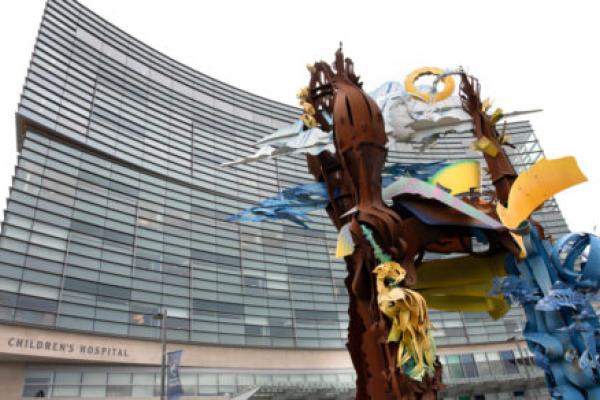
[167,350,184,400]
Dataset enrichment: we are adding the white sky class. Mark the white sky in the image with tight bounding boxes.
[0,1,599,233]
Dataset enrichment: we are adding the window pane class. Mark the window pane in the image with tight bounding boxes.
[23,385,50,398]
[20,283,59,300]
[82,372,106,385]
[80,386,106,397]
[446,355,464,378]
[500,350,519,374]
[108,373,131,385]
[460,354,478,378]
[55,372,81,385]
[199,374,217,385]
[0,277,19,292]
[17,295,58,312]
[107,385,132,397]
[132,373,155,385]
[52,386,79,397]
[15,309,56,325]
[474,352,491,376]
[132,386,155,397]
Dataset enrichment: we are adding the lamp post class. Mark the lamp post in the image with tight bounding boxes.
[154,308,168,400]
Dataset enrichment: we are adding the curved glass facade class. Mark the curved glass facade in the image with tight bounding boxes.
[1,0,569,353]
[8,0,348,349]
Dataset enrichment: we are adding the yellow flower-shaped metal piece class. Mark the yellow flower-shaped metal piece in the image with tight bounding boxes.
[373,261,436,380]
[373,261,406,293]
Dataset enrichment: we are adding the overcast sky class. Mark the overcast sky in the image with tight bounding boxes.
[0,1,598,233]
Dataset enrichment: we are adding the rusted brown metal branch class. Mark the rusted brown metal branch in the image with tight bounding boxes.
[305,48,443,400]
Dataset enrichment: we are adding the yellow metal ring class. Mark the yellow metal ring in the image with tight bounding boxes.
[404,67,455,103]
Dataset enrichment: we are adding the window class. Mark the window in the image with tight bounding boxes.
[26,256,63,274]
[245,325,267,337]
[500,350,519,374]
[198,374,217,395]
[181,374,198,395]
[95,321,128,335]
[270,327,294,338]
[0,291,17,306]
[474,352,491,376]
[103,229,134,245]
[96,283,131,300]
[446,355,463,378]
[55,371,81,385]
[64,277,97,294]
[487,352,504,375]
[23,371,51,398]
[80,386,106,397]
[71,220,103,237]
[217,302,243,315]
[20,283,59,300]
[106,385,132,397]
[193,299,217,313]
[460,354,478,378]
[167,317,190,330]
[108,373,130,385]
[132,373,155,385]
[17,294,58,313]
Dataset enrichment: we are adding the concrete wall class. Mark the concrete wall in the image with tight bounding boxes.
[0,362,25,400]
[0,324,352,369]
[0,324,523,369]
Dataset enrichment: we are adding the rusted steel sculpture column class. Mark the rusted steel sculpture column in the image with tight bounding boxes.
[458,73,517,205]
[304,48,442,400]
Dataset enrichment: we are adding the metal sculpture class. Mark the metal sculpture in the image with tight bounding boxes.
[223,47,599,399]
[299,49,527,399]
[303,48,442,399]
[460,73,600,399]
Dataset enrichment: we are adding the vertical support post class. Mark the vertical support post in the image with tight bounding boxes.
[158,308,168,400]
[515,341,530,380]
